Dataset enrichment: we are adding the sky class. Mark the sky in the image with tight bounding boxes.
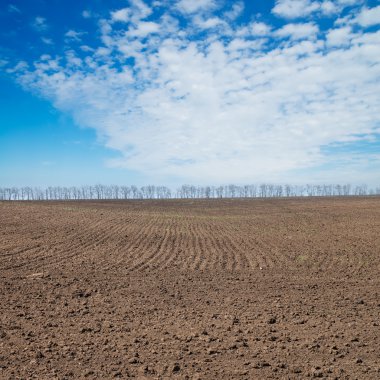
[0,0,380,187]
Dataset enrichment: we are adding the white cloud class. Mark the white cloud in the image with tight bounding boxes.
[12,5,380,184]
[177,0,216,14]
[41,37,54,45]
[65,30,86,42]
[7,60,28,73]
[194,16,224,29]
[128,21,160,37]
[111,8,131,22]
[320,1,337,15]
[40,54,51,61]
[33,16,48,31]
[224,2,244,20]
[272,0,320,19]
[80,45,94,52]
[275,22,319,40]
[356,6,380,27]
[95,47,111,56]
[326,26,352,47]
[111,0,153,24]
[272,0,362,19]
[65,52,82,67]
[250,22,272,36]
[130,0,153,20]
[152,1,163,7]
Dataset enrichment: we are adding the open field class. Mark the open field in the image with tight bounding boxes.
[1,197,380,379]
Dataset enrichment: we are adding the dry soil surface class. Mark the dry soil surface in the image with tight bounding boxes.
[1,198,380,379]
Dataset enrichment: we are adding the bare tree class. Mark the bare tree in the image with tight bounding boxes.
[1,182,379,201]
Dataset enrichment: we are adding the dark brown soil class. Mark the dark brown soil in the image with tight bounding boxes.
[1,197,380,379]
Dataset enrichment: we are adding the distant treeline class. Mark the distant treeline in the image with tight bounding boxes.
[0,184,379,201]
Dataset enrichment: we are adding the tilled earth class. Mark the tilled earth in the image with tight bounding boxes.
[0,198,380,379]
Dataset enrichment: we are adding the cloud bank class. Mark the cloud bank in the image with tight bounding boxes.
[11,1,380,184]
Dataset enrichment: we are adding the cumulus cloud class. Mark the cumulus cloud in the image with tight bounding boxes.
[272,0,320,19]
[355,6,380,27]
[127,21,160,37]
[250,22,272,36]
[272,0,362,19]
[129,0,153,21]
[320,1,338,15]
[193,16,224,29]
[111,0,152,24]
[224,2,244,21]
[275,22,319,40]
[177,0,216,14]
[326,26,352,47]
[11,2,380,184]
[111,8,131,22]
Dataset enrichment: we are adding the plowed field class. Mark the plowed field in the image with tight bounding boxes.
[1,198,380,379]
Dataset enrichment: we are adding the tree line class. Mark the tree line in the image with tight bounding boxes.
[0,183,379,201]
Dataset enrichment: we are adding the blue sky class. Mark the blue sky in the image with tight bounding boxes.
[1,0,379,187]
